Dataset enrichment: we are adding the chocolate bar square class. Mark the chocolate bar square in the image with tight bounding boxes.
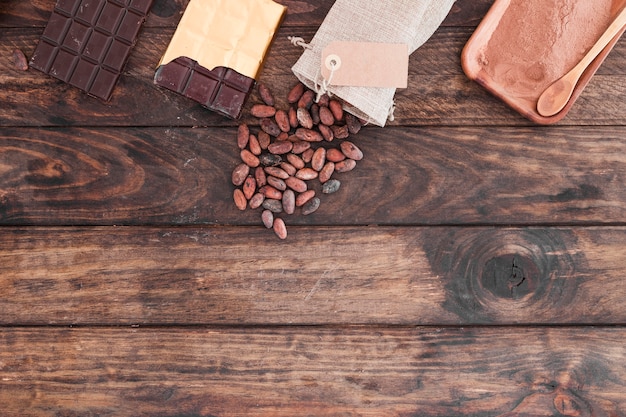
[30,0,154,101]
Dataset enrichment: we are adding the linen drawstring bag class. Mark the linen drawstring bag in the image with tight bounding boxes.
[291,0,456,126]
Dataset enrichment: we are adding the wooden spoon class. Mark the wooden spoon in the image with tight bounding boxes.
[536,6,626,117]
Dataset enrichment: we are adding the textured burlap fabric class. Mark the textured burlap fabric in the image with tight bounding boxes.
[291,0,456,126]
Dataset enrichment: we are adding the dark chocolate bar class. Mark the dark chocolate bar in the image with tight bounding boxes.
[30,0,154,101]
[154,57,255,119]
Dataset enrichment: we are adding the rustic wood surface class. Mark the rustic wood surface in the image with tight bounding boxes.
[1,0,625,416]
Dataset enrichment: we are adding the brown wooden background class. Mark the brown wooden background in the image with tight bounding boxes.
[1,0,625,415]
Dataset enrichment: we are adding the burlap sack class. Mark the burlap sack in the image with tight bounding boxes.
[291,0,456,126]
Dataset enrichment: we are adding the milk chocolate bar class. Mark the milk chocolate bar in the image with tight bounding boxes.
[30,0,154,101]
[154,0,286,119]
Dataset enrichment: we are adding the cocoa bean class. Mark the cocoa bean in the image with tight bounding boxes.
[254,166,267,187]
[318,124,334,142]
[317,93,330,107]
[248,134,262,155]
[318,162,335,184]
[261,210,274,228]
[301,197,321,215]
[296,190,316,207]
[286,153,305,169]
[267,176,287,191]
[310,103,321,125]
[233,188,247,211]
[285,176,308,193]
[276,132,289,141]
[295,128,323,143]
[322,179,341,194]
[301,148,314,163]
[282,189,295,215]
[275,109,290,132]
[331,124,349,139]
[311,147,326,171]
[335,158,356,173]
[258,83,275,106]
[288,106,299,128]
[240,149,260,167]
[291,140,311,155]
[326,148,346,163]
[280,162,297,177]
[268,140,293,155]
[296,167,318,181]
[259,185,283,200]
[259,153,282,167]
[345,113,362,134]
[251,104,277,118]
[273,217,288,239]
[340,141,363,160]
[296,107,313,129]
[264,166,289,179]
[257,131,271,150]
[319,106,335,125]
[263,199,283,213]
[329,99,344,121]
[260,118,282,137]
[12,48,28,71]
[249,192,265,209]
[298,90,315,109]
[231,163,250,186]
[243,175,257,199]
[237,123,250,149]
[287,82,305,104]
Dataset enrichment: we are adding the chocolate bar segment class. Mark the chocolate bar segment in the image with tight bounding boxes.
[154,57,255,119]
[30,0,154,101]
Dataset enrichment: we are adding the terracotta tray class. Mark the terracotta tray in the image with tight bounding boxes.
[462,0,626,124]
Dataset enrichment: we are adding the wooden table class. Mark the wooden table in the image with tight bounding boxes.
[2,1,626,415]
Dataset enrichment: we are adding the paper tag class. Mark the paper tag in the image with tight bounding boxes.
[320,41,408,89]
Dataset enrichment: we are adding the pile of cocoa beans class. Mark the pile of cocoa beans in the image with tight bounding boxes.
[232,82,364,239]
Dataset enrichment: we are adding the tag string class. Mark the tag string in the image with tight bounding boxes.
[288,36,311,50]
[314,60,337,102]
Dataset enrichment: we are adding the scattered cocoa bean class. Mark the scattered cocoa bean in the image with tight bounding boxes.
[310,103,321,125]
[282,189,295,215]
[264,166,289,179]
[298,90,314,109]
[260,118,281,137]
[231,163,250,186]
[243,175,257,199]
[267,176,287,191]
[319,106,335,126]
[286,153,305,169]
[295,128,323,143]
[322,179,341,194]
[261,210,274,228]
[255,166,267,187]
[259,185,283,200]
[259,153,282,167]
[275,109,290,132]
[280,162,297,177]
[258,83,275,106]
[295,167,318,181]
[233,189,247,210]
[237,123,250,149]
[329,99,344,121]
[334,158,356,173]
[263,199,283,213]
[287,82,305,104]
[296,190,316,207]
[340,141,363,161]
[331,124,349,139]
[318,93,330,107]
[248,134,262,155]
[12,48,28,71]
[273,217,288,239]
[318,162,335,183]
[301,148,314,164]
[285,176,308,193]
[291,140,311,155]
[257,131,271,150]
[276,132,289,141]
[268,140,293,155]
[326,148,346,163]
[288,107,299,128]
[249,192,265,209]
[345,113,362,134]
[301,197,321,215]
[251,104,277,118]
[311,147,326,171]
[240,149,260,167]
[296,107,313,129]
[318,124,334,142]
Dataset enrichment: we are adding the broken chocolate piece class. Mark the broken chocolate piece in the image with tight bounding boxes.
[30,0,154,101]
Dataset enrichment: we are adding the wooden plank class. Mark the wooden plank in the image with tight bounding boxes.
[1,126,626,225]
[1,226,625,325]
[0,327,624,416]
[0,0,493,28]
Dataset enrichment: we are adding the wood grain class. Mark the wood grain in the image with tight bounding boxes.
[0,226,624,325]
[0,327,624,416]
[1,126,625,225]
